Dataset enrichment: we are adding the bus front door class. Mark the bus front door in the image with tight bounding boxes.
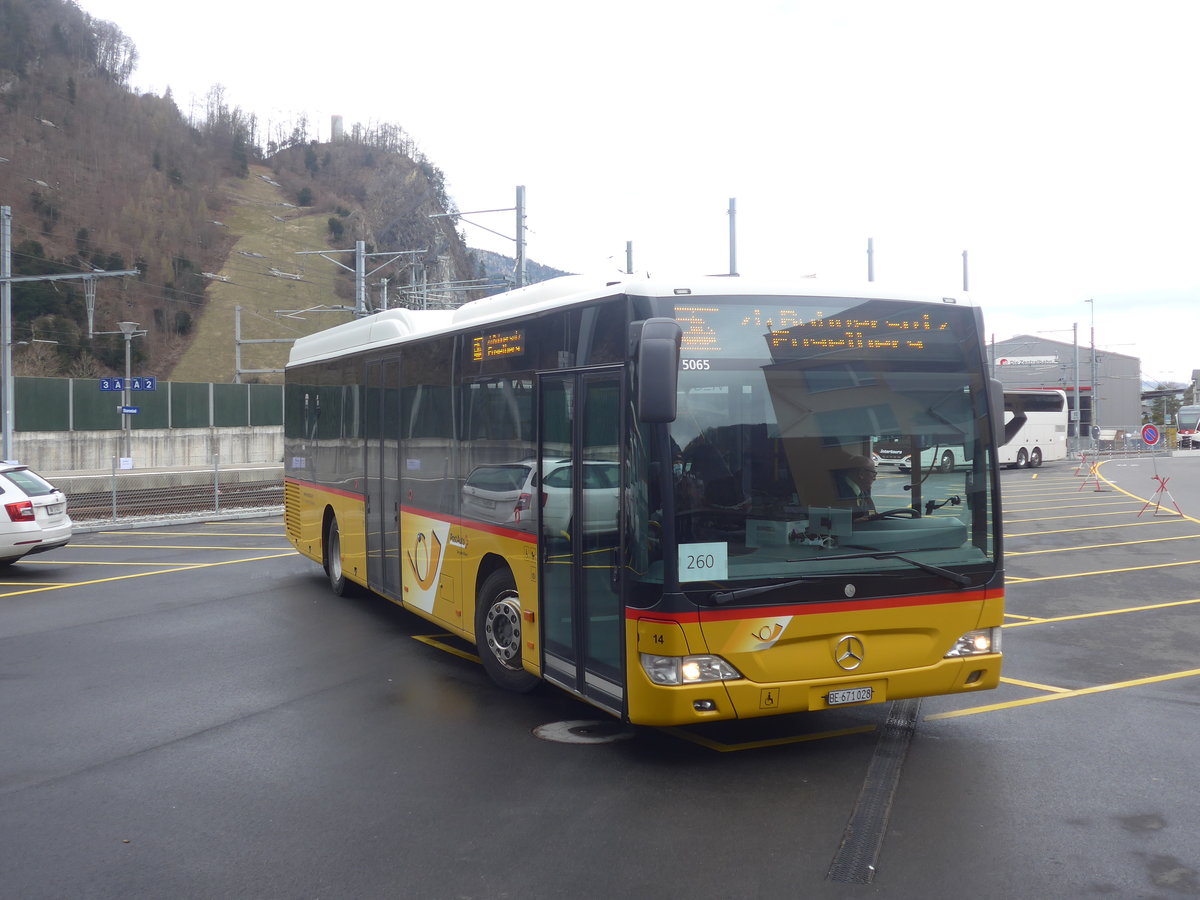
[538,371,625,716]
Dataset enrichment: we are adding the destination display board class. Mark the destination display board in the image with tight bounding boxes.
[672,299,968,363]
[470,328,526,362]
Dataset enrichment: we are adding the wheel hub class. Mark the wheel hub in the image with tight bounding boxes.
[485,597,522,665]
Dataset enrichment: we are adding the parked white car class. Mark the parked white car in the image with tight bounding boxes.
[540,459,620,537]
[461,462,537,527]
[461,458,620,536]
[0,463,72,566]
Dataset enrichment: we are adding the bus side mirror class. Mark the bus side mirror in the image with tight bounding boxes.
[990,378,1012,446]
[635,318,682,423]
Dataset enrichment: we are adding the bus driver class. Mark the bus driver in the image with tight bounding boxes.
[841,455,877,516]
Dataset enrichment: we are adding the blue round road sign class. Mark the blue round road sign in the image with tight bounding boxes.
[1142,424,1160,445]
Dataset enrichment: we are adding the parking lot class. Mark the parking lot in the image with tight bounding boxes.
[1,455,1198,898]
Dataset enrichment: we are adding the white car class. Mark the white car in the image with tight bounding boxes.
[0,463,73,566]
[540,459,620,537]
[461,458,620,536]
[461,462,537,527]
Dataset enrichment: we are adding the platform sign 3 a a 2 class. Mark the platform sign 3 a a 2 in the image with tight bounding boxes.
[99,376,157,392]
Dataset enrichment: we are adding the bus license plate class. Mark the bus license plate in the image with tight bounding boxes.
[827,687,873,706]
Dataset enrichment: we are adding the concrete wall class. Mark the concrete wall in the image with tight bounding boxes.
[12,426,285,473]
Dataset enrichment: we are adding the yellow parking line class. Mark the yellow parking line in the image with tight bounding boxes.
[70,543,294,551]
[1003,596,1200,627]
[1006,518,1188,538]
[412,634,480,664]
[1004,499,1138,513]
[1003,482,1101,490]
[1000,676,1070,693]
[1002,493,1094,501]
[0,581,75,587]
[90,530,285,537]
[16,559,216,567]
[1004,489,1092,495]
[1007,533,1200,556]
[1005,509,1146,524]
[195,522,284,528]
[0,552,298,598]
[927,668,1200,719]
[1007,559,1200,583]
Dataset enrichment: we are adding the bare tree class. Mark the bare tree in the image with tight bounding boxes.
[13,342,62,377]
[88,18,137,84]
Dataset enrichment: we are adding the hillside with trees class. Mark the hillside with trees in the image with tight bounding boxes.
[0,0,486,383]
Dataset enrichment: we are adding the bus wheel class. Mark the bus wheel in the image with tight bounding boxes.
[324,516,350,596]
[1016,448,1029,468]
[1030,447,1043,467]
[939,450,954,472]
[475,570,539,693]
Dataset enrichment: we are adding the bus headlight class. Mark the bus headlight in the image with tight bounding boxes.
[944,627,1001,658]
[640,653,742,685]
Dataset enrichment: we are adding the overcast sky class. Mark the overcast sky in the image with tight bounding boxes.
[78,0,1200,389]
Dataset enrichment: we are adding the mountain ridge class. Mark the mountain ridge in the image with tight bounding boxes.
[1,0,564,384]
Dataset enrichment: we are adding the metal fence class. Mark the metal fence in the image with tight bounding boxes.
[60,459,284,528]
[1070,425,1195,456]
[15,377,283,432]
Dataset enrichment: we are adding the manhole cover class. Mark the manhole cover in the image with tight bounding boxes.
[533,719,636,744]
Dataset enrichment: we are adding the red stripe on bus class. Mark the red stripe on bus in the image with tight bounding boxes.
[628,589,996,622]
[285,478,536,544]
[285,476,363,501]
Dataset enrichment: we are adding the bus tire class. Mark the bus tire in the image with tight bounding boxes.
[1016,448,1029,468]
[1030,447,1043,467]
[939,450,954,472]
[475,570,539,693]
[324,515,351,596]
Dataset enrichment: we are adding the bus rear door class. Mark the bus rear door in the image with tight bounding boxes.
[366,358,402,599]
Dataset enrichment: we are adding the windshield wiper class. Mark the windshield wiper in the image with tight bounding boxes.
[710,576,822,606]
[710,550,972,604]
[838,547,972,587]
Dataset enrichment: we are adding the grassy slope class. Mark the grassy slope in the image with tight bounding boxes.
[169,164,354,384]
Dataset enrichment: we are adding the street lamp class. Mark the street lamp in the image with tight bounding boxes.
[1085,299,1097,442]
[1036,324,1081,452]
[1084,301,1099,441]
[117,322,141,460]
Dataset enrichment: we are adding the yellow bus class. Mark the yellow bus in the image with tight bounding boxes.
[284,275,1004,726]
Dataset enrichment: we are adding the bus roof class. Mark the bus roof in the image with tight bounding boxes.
[286,274,972,367]
[286,307,457,367]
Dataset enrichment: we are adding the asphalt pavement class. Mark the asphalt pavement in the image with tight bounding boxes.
[0,454,1197,898]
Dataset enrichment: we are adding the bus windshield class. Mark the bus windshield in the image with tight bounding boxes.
[648,295,996,592]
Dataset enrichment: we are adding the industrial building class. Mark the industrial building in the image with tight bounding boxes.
[987,334,1141,443]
